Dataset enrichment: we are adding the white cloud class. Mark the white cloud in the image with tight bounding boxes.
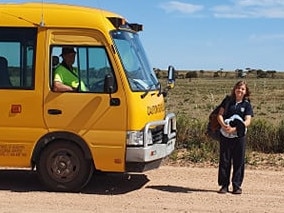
[249,33,284,42]
[237,0,284,7]
[160,0,284,18]
[213,0,284,18]
[159,1,203,14]
[212,5,247,18]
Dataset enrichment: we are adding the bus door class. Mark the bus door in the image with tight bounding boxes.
[43,31,127,171]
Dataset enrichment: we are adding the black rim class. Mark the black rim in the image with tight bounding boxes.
[47,149,80,183]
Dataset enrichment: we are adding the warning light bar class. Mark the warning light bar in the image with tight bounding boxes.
[108,17,143,32]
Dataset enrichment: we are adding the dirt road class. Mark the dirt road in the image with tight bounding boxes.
[0,166,283,213]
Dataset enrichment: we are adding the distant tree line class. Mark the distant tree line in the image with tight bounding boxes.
[154,68,280,79]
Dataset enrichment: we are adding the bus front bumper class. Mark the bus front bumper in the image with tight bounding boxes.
[125,137,175,172]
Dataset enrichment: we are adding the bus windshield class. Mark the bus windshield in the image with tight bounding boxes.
[111,31,159,92]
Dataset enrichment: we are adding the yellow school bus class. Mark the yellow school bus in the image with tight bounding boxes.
[0,2,176,192]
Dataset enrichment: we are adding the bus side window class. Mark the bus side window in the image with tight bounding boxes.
[0,28,36,89]
[0,56,12,87]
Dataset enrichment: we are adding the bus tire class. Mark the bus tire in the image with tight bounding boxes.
[37,140,93,192]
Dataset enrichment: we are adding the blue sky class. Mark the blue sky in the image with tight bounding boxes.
[4,0,284,71]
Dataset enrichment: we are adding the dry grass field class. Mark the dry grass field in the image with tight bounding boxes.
[164,75,284,126]
[161,72,284,168]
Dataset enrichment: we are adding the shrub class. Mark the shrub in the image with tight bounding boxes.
[175,117,284,164]
[247,119,279,153]
[185,71,198,78]
[176,115,219,163]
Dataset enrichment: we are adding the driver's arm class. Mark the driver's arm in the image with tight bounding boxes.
[53,81,75,92]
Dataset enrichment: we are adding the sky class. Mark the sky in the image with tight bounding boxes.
[3,0,284,71]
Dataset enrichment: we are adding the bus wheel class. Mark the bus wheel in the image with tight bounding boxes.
[37,141,93,192]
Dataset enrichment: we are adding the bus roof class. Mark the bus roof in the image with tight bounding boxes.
[0,2,123,30]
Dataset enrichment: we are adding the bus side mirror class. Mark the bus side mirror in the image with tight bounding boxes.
[104,74,120,106]
[104,74,114,94]
[160,65,176,97]
[167,65,175,89]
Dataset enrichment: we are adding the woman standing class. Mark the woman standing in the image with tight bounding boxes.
[217,81,254,194]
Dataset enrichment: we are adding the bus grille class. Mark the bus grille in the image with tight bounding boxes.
[151,126,164,144]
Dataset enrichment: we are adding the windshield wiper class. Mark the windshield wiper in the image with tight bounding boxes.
[141,84,154,99]
[157,81,162,97]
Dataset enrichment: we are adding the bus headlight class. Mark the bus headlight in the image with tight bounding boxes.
[126,130,153,146]
[127,131,143,146]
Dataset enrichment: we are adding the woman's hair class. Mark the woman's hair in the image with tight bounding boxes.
[230,80,251,101]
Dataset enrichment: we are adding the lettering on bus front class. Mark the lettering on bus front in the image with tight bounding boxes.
[147,104,164,115]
